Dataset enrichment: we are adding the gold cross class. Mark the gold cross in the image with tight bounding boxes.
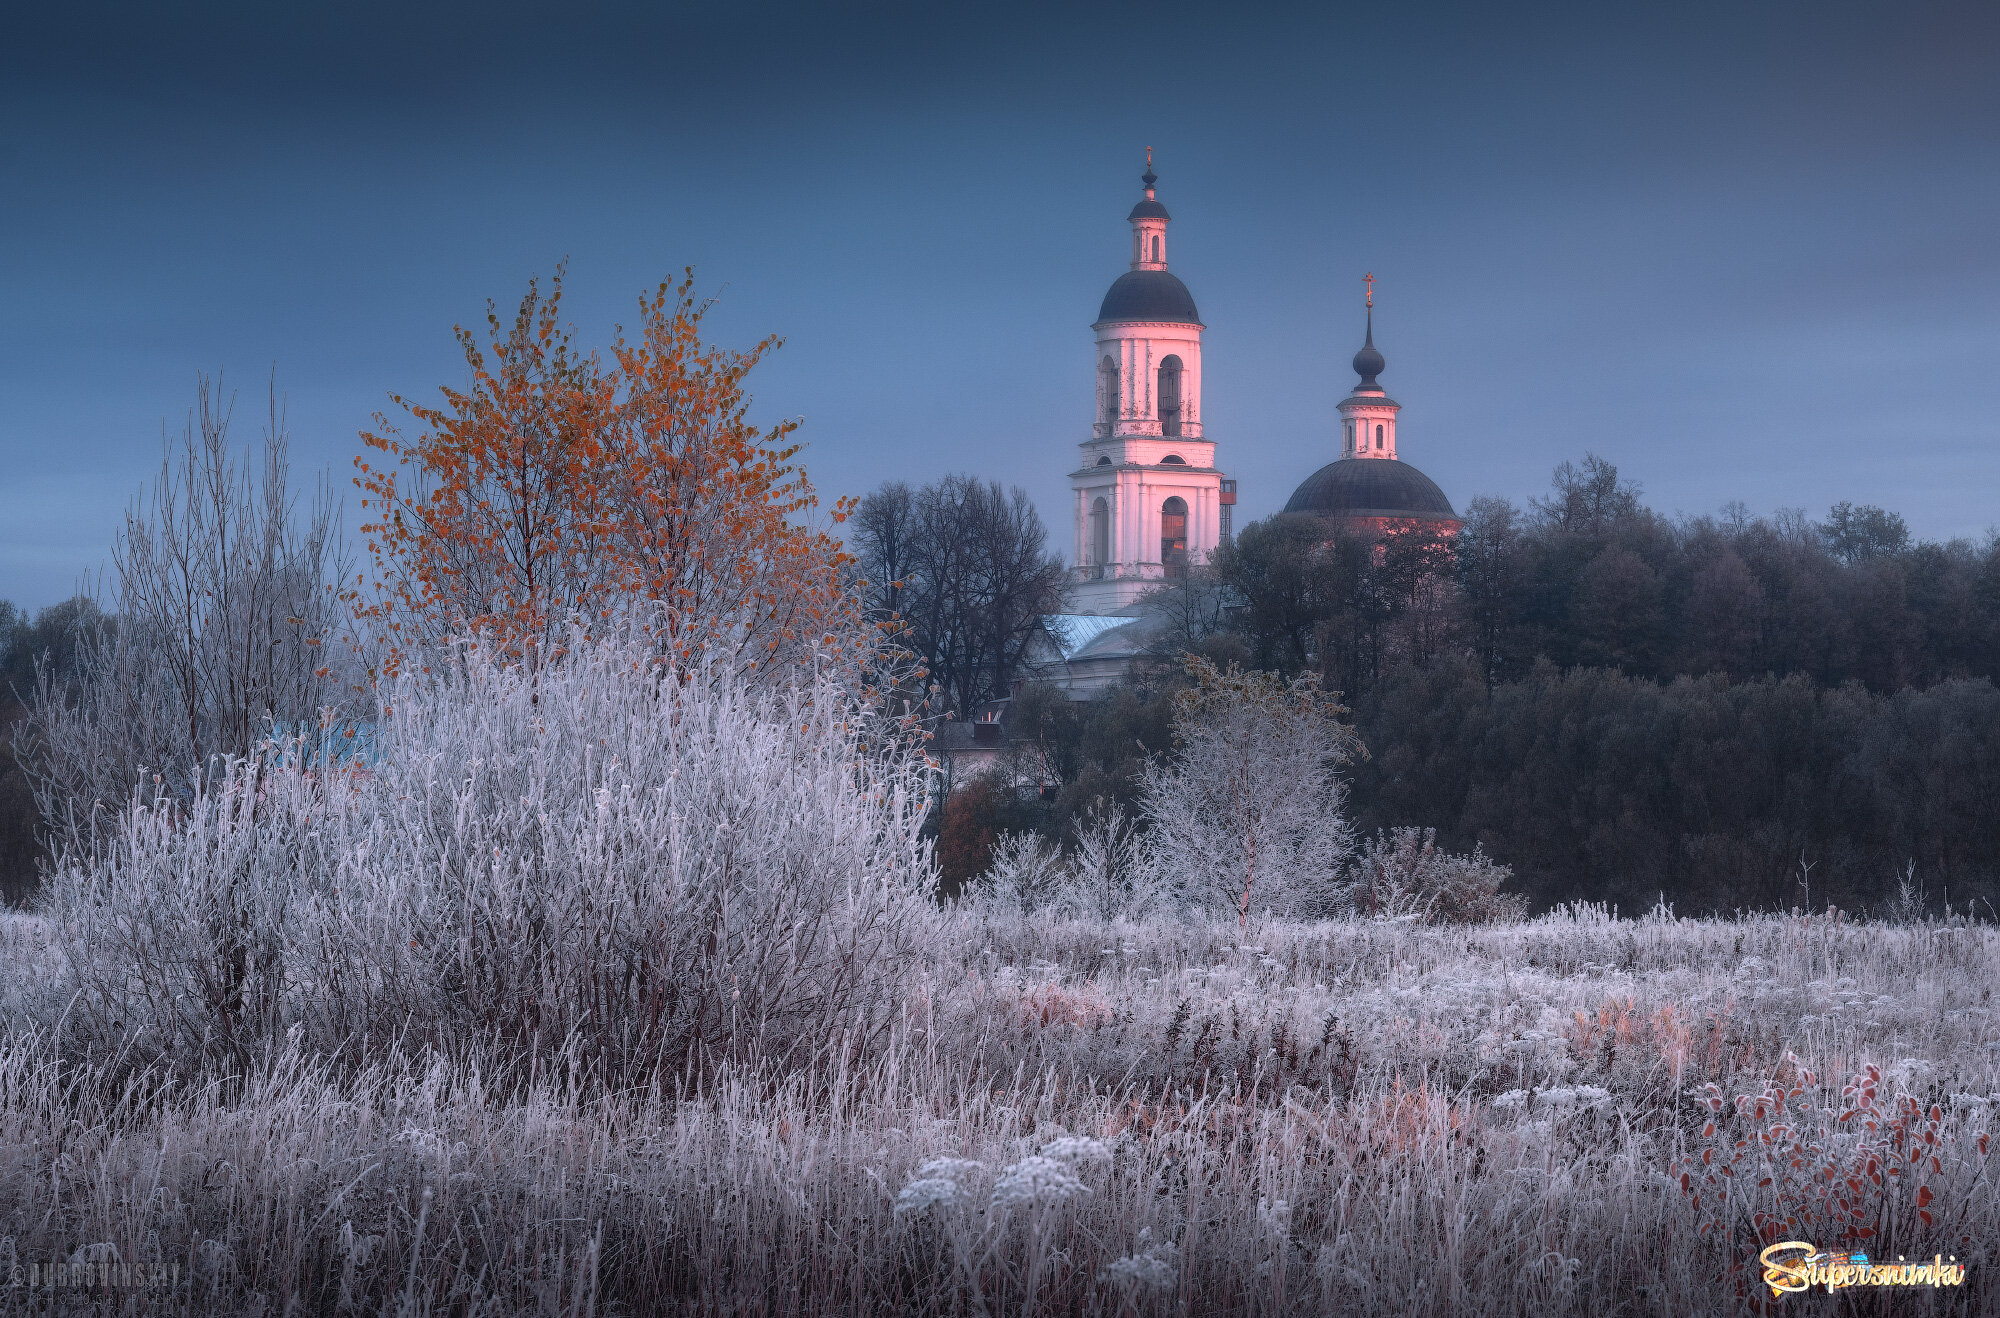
[1364,272,1375,307]
[1145,146,1153,169]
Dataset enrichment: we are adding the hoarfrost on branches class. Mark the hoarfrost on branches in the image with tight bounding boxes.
[36,625,937,1087]
[1141,657,1358,924]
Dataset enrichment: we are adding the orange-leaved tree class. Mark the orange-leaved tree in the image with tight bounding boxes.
[354,267,853,677]
[597,275,856,671]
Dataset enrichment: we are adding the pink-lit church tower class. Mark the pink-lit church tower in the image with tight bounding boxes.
[1068,154,1232,615]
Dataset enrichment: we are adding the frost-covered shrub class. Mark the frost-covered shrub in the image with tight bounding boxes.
[977,831,1066,914]
[1061,801,1167,921]
[1141,659,1357,923]
[1349,826,1525,924]
[39,631,937,1086]
[973,804,1167,921]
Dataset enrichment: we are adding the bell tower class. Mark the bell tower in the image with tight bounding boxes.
[1070,152,1229,615]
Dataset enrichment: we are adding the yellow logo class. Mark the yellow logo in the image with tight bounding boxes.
[1759,1242,1967,1297]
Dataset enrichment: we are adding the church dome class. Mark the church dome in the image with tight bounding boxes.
[1096,270,1202,325]
[1352,340,1385,383]
[1283,458,1459,523]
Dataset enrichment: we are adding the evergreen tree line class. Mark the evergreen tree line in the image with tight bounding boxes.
[1173,454,2000,699]
[1075,454,2000,915]
[1350,660,2000,916]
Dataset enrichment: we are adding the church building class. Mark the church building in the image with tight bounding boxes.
[1032,157,1461,697]
[1282,276,1461,538]
[1067,154,1233,615]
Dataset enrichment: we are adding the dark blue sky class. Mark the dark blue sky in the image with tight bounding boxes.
[4,0,1997,609]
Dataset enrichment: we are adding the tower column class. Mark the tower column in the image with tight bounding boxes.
[1069,151,1229,614]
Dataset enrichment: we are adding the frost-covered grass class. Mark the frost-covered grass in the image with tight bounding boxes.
[4,634,1995,1312]
[2,904,1996,1315]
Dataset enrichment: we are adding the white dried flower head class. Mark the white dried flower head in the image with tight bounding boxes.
[1039,1135,1112,1166]
[1531,1086,1613,1114]
[893,1178,961,1218]
[991,1155,1089,1210]
[1098,1241,1177,1291]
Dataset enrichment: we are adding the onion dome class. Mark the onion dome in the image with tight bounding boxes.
[1128,159,1169,220]
[1352,305,1386,388]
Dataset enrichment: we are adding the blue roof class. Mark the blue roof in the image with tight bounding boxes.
[1042,613,1139,659]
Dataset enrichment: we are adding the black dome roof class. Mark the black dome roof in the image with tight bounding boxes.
[1096,270,1202,325]
[1352,305,1385,387]
[1127,198,1171,221]
[1353,340,1385,384]
[1283,459,1459,522]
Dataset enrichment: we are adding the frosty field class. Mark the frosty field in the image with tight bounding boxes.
[3,903,1995,1316]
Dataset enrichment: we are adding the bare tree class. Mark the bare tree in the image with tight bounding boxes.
[853,476,1068,715]
[1140,657,1359,925]
[850,481,917,621]
[1137,562,1236,660]
[23,374,354,852]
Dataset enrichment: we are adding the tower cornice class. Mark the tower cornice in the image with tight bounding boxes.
[1092,317,1208,331]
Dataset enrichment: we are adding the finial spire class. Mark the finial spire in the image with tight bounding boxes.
[1141,147,1157,197]
[1352,275,1386,388]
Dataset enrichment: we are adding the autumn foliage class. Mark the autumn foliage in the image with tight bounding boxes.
[354,268,853,675]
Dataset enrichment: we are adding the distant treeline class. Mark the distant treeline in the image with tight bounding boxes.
[1350,661,2000,916]
[1055,454,2000,915]
[1187,455,2000,699]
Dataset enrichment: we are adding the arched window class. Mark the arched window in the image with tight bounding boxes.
[1095,455,1112,466]
[1159,453,1187,465]
[1344,420,1354,454]
[1090,497,1110,569]
[1375,424,1384,451]
[1157,355,1183,437]
[1160,496,1188,579]
[1150,234,1161,262]
[1098,356,1120,432]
